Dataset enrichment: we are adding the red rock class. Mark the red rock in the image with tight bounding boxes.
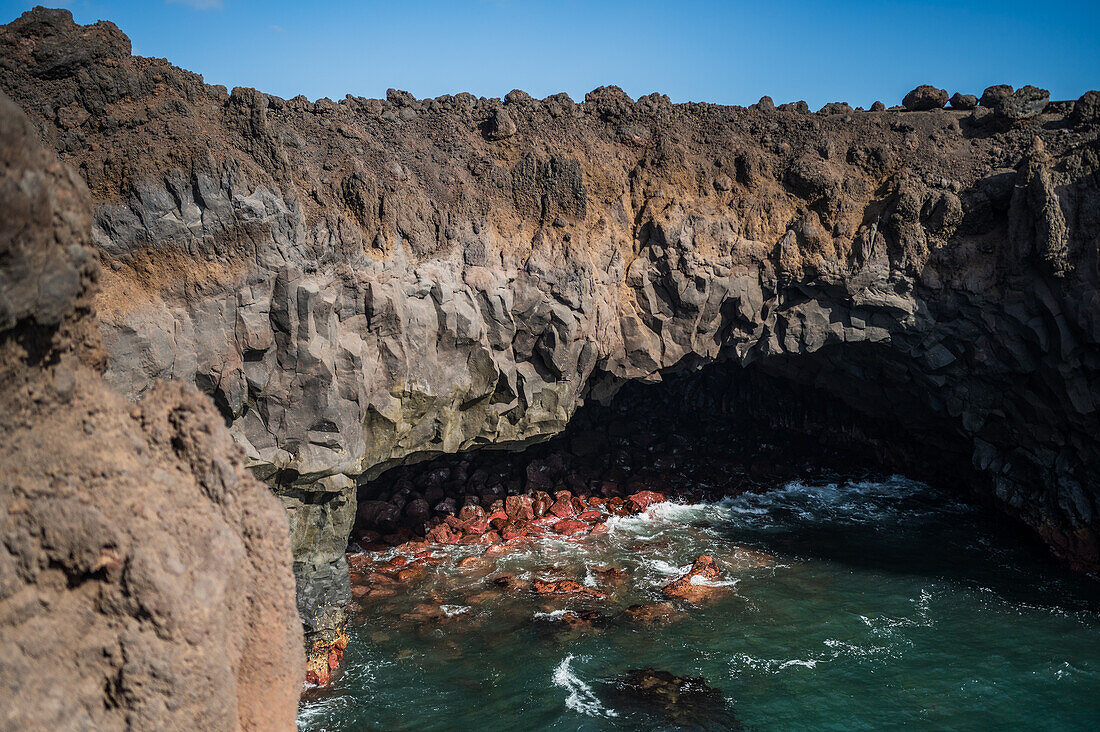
[461,518,490,535]
[379,556,408,572]
[549,499,576,519]
[553,519,589,536]
[457,555,484,569]
[396,565,427,582]
[661,555,723,602]
[501,524,528,542]
[505,494,536,522]
[532,579,607,599]
[532,491,553,517]
[443,515,465,531]
[425,524,458,544]
[589,523,609,536]
[486,509,509,529]
[458,504,485,522]
[395,540,429,554]
[577,510,602,522]
[588,496,607,507]
[626,490,666,513]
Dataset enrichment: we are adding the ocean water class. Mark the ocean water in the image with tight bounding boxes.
[299,476,1100,730]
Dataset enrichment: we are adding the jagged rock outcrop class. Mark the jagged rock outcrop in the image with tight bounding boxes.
[0,85,302,730]
[2,6,1098,662]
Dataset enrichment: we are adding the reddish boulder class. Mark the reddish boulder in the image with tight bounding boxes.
[577,510,602,522]
[661,556,723,602]
[458,503,485,522]
[553,519,589,536]
[501,524,529,542]
[532,491,554,517]
[461,517,490,535]
[505,494,536,521]
[549,497,576,519]
[626,490,666,513]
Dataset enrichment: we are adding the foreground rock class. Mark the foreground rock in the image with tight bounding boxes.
[0,93,302,728]
[2,7,1099,647]
[608,669,742,729]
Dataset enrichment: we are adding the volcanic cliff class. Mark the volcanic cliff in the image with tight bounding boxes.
[2,5,1098,688]
[0,33,302,732]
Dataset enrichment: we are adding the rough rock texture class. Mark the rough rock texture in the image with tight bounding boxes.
[3,7,1099,654]
[0,84,302,730]
[902,85,948,111]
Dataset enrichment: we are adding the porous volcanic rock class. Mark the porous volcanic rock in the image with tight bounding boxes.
[0,89,302,729]
[2,7,1099,652]
[903,85,948,111]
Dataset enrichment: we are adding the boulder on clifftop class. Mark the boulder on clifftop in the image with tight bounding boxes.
[903,85,948,111]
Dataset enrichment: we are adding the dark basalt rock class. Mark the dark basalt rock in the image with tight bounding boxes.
[903,85,948,111]
[996,85,1050,123]
[980,84,1013,108]
[608,669,742,729]
[950,92,978,110]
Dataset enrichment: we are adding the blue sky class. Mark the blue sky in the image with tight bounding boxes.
[3,1,1098,108]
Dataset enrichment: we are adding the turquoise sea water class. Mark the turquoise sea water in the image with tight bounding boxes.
[299,476,1100,731]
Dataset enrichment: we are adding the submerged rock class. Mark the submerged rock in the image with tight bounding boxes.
[608,668,742,729]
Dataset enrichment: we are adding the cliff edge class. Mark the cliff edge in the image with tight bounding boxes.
[0,86,302,730]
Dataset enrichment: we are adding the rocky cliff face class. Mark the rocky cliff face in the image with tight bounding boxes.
[0,80,302,732]
[2,6,1098,668]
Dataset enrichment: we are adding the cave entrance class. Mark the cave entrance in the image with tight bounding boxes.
[349,347,974,550]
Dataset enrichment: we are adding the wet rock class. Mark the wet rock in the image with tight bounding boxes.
[903,85,948,111]
[608,669,741,729]
[549,491,577,518]
[626,490,666,513]
[661,555,724,602]
[593,567,630,587]
[532,579,607,599]
[622,602,681,624]
[552,518,590,535]
[505,493,536,521]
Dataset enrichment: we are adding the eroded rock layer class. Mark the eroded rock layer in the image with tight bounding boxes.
[2,6,1098,658]
[0,87,302,730]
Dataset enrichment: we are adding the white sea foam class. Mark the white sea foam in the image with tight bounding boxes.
[552,655,617,718]
[439,604,470,617]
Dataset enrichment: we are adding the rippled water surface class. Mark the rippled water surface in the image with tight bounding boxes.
[299,477,1100,730]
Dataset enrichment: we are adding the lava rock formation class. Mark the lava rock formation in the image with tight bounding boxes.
[2,5,1098,681]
